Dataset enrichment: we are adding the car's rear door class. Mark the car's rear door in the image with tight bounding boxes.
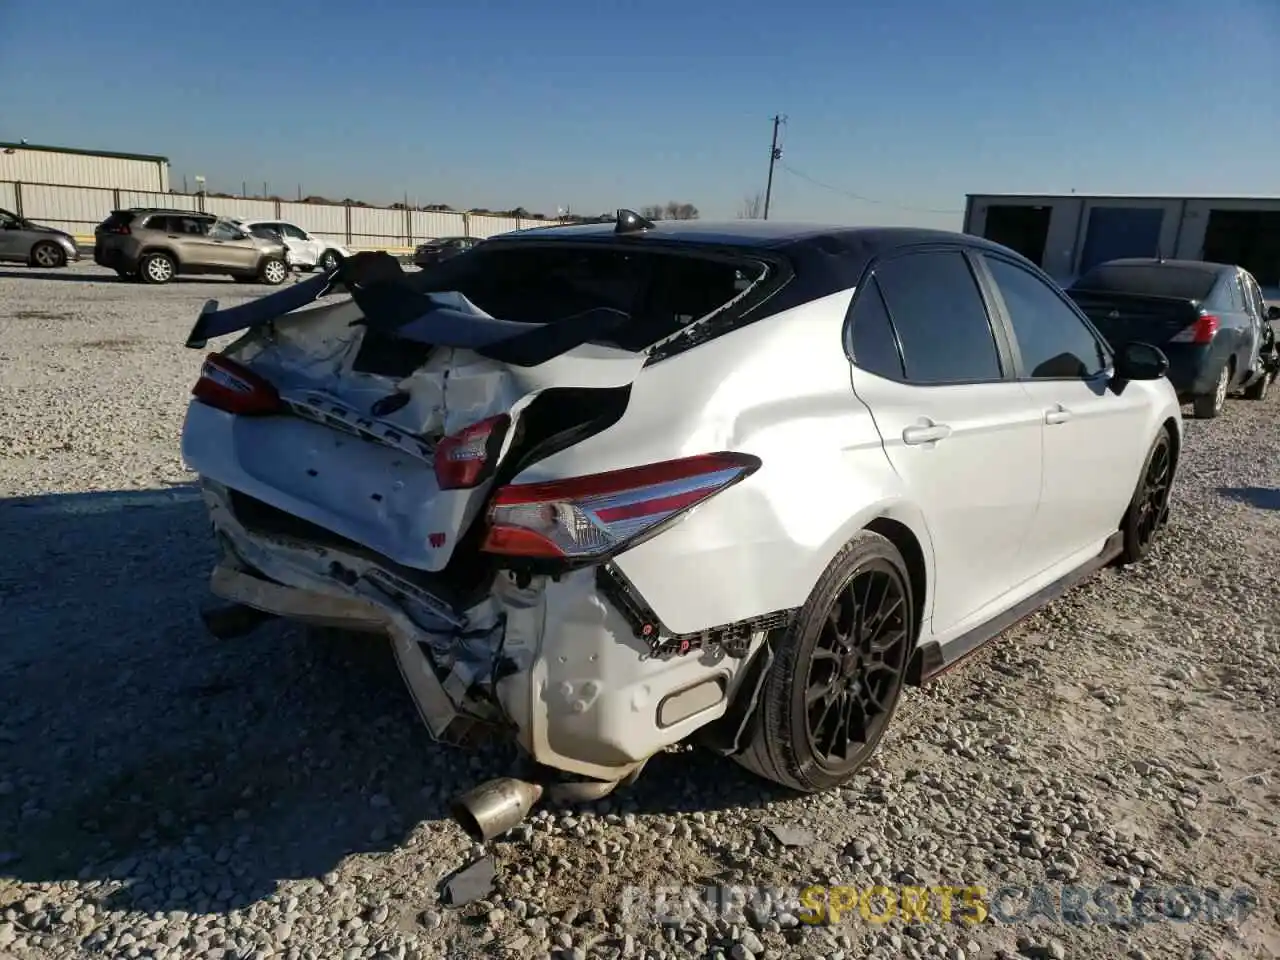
[976,253,1151,569]
[845,246,1044,639]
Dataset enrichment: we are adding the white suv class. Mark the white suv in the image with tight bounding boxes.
[237,219,349,272]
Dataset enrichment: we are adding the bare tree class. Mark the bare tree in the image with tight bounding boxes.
[639,202,700,221]
[738,191,764,219]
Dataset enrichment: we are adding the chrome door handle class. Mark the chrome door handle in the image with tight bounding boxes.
[1045,406,1072,425]
[902,421,952,445]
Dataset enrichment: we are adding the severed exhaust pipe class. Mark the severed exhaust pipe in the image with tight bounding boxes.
[451,778,545,842]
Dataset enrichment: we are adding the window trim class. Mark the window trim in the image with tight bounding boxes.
[974,251,1115,383]
[841,242,1017,387]
[843,275,907,381]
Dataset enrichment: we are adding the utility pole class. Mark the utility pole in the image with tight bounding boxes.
[763,114,785,220]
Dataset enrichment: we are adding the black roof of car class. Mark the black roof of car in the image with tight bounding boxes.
[502,219,1015,256]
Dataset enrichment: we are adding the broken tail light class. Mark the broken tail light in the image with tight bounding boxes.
[1170,313,1220,344]
[481,452,761,560]
[434,414,511,490]
[192,354,282,415]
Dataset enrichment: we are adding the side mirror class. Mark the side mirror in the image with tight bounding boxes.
[1267,305,1280,322]
[1113,341,1169,381]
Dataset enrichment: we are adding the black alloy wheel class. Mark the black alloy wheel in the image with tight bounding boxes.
[803,560,910,767]
[733,531,914,792]
[1119,426,1173,564]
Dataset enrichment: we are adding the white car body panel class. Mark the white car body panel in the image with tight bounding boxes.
[847,370,1044,637]
[238,219,350,268]
[178,222,1184,786]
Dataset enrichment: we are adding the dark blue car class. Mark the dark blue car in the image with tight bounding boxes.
[1068,258,1278,417]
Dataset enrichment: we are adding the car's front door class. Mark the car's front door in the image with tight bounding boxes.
[1239,270,1266,374]
[977,252,1152,570]
[846,247,1044,639]
[194,220,259,272]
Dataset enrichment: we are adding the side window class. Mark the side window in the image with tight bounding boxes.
[874,250,1004,384]
[249,224,280,240]
[144,215,174,232]
[0,208,20,228]
[280,223,308,240]
[847,277,905,380]
[178,217,207,235]
[207,221,242,241]
[984,256,1109,379]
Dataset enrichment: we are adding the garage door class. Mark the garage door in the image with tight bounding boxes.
[1077,207,1166,274]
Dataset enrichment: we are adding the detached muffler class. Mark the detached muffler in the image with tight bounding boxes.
[451,778,544,842]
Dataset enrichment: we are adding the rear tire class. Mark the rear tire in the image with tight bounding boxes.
[1118,425,1173,565]
[732,531,913,792]
[259,257,288,285]
[1192,361,1231,418]
[30,241,67,268]
[139,252,175,284]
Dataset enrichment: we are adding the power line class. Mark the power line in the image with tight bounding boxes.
[779,162,963,216]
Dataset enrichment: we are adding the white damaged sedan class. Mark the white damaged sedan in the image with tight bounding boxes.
[180,211,1182,839]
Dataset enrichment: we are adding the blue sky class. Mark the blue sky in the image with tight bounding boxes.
[2,0,1278,227]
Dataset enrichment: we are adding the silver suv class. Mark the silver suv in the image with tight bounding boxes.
[93,208,289,285]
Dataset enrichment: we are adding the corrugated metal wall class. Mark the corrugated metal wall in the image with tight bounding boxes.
[203,196,278,221]
[2,180,560,248]
[280,201,347,243]
[410,210,468,240]
[0,149,166,191]
[469,217,523,238]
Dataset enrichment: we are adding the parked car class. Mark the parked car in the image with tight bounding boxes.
[93,209,290,285]
[0,207,80,268]
[1067,258,1273,414]
[179,214,1181,841]
[413,235,481,268]
[235,219,349,273]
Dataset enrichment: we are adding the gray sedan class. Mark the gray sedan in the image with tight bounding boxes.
[0,207,81,268]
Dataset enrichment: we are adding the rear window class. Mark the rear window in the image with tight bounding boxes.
[1072,264,1218,301]
[414,245,769,352]
[98,211,136,230]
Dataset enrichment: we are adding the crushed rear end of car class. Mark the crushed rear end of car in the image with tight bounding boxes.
[178,234,792,836]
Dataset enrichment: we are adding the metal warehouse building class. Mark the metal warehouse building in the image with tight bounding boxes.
[0,142,169,192]
[964,194,1280,287]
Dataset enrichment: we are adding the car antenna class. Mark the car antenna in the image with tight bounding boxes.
[615,208,656,235]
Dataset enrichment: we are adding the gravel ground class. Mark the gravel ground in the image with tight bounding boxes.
[1,262,1278,960]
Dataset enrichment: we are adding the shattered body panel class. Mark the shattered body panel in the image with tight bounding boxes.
[179,239,927,782]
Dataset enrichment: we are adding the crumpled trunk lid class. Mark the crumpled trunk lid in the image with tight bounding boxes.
[181,282,644,574]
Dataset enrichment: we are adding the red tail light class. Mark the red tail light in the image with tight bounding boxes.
[191,354,281,415]
[481,452,761,560]
[434,414,510,490]
[1170,313,1219,344]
